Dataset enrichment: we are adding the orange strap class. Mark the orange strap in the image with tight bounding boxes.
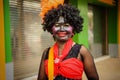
[48,47,54,80]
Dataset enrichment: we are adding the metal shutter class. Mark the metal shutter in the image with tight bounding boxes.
[10,0,54,79]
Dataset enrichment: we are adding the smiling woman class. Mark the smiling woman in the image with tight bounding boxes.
[37,0,99,80]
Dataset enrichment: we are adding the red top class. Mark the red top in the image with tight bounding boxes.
[44,39,84,79]
[44,58,84,79]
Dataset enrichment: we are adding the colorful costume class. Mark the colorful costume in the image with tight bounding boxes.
[44,39,84,80]
[39,0,84,80]
[38,0,99,80]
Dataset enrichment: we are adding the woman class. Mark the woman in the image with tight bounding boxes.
[38,0,99,80]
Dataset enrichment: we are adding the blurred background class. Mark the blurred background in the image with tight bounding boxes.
[0,0,120,80]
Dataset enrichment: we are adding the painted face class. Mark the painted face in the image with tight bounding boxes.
[52,17,73,41]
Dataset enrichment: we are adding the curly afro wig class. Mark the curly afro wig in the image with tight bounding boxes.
[42,4,84,34]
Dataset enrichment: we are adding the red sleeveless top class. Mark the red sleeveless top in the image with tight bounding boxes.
[44,58,84,79]
[44,39,84,79]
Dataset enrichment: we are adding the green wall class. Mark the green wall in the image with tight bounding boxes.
[70,0,89,48]
[93,6,105,43]
[70,0,118,46]
[88,0,118,44]
[3,0,12,63]
[108,6,118,43]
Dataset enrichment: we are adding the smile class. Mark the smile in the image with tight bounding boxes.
[57,32,67,37]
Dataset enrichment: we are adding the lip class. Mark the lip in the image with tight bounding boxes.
[57,32,67,37]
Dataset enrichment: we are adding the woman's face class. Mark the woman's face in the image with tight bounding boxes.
[52,17,73,41]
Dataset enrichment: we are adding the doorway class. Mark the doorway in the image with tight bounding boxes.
[88,5,108,58]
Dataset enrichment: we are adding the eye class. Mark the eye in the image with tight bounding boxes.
[54,23,60,27]
[64,23,70,27]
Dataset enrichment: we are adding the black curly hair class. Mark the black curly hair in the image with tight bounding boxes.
[42,4,84,34]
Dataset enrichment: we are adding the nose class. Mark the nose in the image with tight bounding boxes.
[60,25,65,31]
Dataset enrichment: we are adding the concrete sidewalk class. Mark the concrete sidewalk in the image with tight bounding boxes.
[83,56,120,80]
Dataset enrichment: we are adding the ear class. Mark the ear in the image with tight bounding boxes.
[71,33,74,37]
[52,35,56,41]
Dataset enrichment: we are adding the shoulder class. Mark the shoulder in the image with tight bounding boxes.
[80,45,90,54]
[43,47,50,53]
[73,44,89,55]
[79,45,93,59]
[73,44,91,61]
[42,47,50,60]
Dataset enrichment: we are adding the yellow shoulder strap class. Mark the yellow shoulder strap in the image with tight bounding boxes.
[48,47,54,80]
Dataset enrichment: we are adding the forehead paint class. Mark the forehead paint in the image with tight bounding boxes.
[57,16,64,23]
[52,16,73,35]
[52,17,73,32]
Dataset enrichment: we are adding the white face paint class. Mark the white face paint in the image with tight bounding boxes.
[52,16,73,41]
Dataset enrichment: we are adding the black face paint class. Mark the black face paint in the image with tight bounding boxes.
[52,16,73,41]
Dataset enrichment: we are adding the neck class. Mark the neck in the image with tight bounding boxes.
[57,41,66,56]
[53,38,73,59]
